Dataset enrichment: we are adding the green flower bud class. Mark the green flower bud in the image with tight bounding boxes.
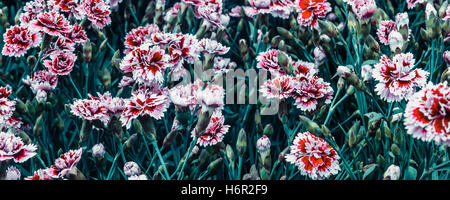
[236,128,247,156]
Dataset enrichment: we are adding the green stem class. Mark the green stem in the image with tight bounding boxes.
[152,141,171,180]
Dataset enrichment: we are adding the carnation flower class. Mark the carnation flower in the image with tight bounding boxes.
[51,0,78,12]
[169,84,195,108]
[395,12,409,27]
[192,111,230,147]
[120,44,169,85]
[20,0,46,25]
[372,53,429,102]
[165,3,182,22]
[444,51,450,65]
[25,169,53,180]
[0,87,16,123]
[388,31,404,52]
[23,71,58,102]
[269,0,295,19]
[444,6,450,21]
[256,49,291,75]
[195,4,224,28]
[120,89,170,129]
[292,60,317,76]
[47,148,83,178]
[313,46,326,64]
[46,37,76,55]
[124,24,160,54]
[407,0,426,9]
[89,92,126,114]
[118,76,135,88]
[361,64,373,82]
[198,38,230,55]
[291,75,334,112]
[285,131,340,180]
[346,0,377,21]
[260,75,295,99]
[43,51,77,75]
[70,98,110,125]
[3,166,21,180]
[1,25,42,57]
[1,116,23,131]
[30,11,71,36]
[404,82,450,146]
[63,24,88,45]
[166,33,200,67]
[195,82,225,111]
[248,0,271,13]
[296,0,331,28]
[0,131,37,163]
[213,57,236,73]
[123,161,141,177]
[377,20,397,45]
[128,174,148,180]
[77,0,112,29]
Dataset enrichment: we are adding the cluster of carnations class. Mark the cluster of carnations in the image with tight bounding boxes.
[376,12,411,52]
[181,0,230,28]
[26,148,83,180]
[1,0,114,102]
[228,0,331,28]
[69,20,232,147]
[0,87,22,130]
[257,49,334,112]
[256,48,339,179]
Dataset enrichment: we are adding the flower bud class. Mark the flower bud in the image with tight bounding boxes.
[225,144,235,162]
[236,128,247,156]
[33,114,44,136]
[123,134,138,151]
[270,35,281,48]
[391,143,401,156]
[388,31,404,54]
[79,120,92,144]
[376,154,385,168]
[318,20,338,38]
[163,130,179,148]
[92,143,105,160]
[383,164,400,180]
[277,27,293,40]
[123,161,141,177]
[256,136,271,153]
[193,109,212,137]
[299,115,322,136]
[313,46,326,64]
[206,158,223,177]
[83,40,92,62]
[336,65,367,91]
[263,124,273,137]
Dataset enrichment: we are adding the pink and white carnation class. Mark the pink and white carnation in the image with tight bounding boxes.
[404,82,450,146]
[120,44,170,85]
[23,71,58,102]
[47,148,83,178]
[120,88,170,129]
[285,131,340,180]
[192,111,230,147]
[1,25,42,57]
[0,131,37,163]
[372,53,429,102]
[259,75,295,100]
[291,75,334,112]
